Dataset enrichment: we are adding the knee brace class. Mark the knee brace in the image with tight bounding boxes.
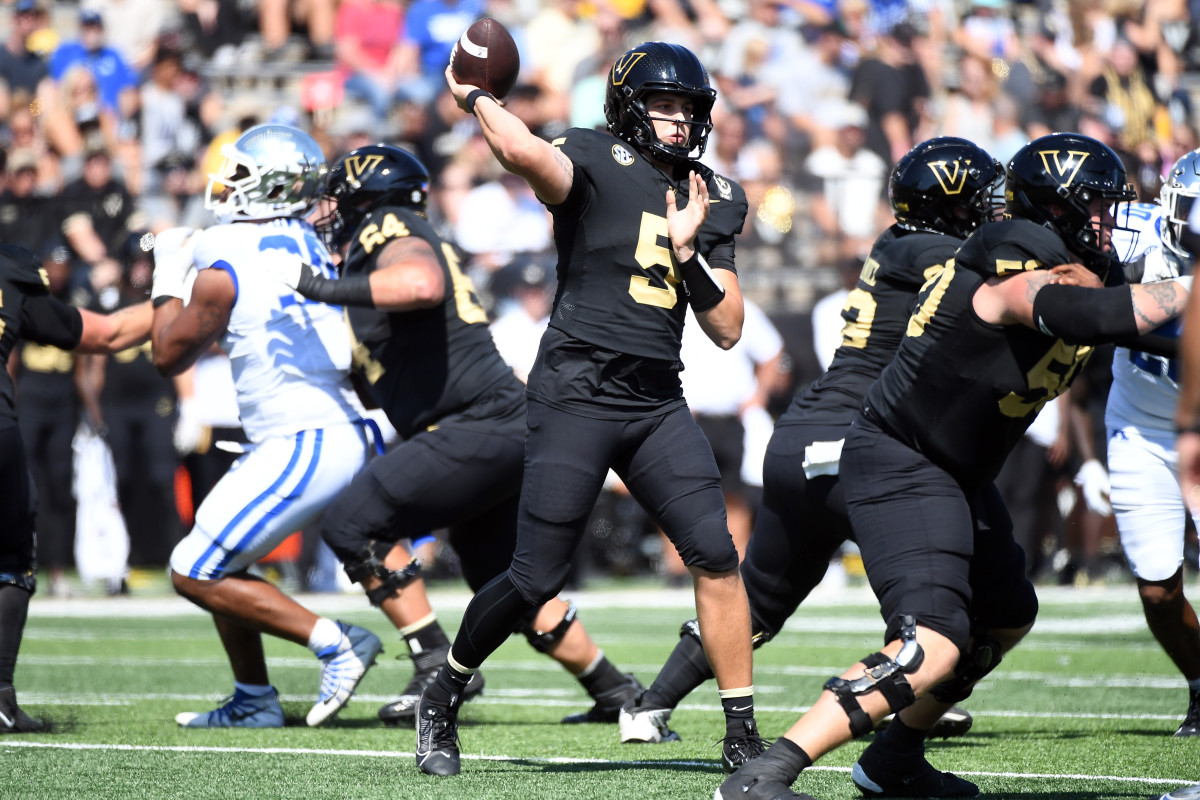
[680,617,774,649]
[0,570,36,593]
[824,615,924,739]
[929,636,1002,705]
[343,541,423,607]
[518,600,578,654]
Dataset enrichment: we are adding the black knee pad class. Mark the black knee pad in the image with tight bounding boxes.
[517,600,578,653]
[930,635,1003,704]
[0,570,35,593]
[342,540,423,606]
[824,615,924,738]
[677,517,739,573]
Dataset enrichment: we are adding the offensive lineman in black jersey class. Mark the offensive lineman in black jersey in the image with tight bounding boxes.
[624,137,1057,798]
[276,144,643,729]
[718,134,1192,799]
[0,243,153,733]
[413,41,760,777]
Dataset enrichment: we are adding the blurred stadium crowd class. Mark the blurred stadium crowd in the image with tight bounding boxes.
[3,0,1200,594]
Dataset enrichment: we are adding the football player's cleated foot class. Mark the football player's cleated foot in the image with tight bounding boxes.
[415,693,461,776]
[175,687,285,728]
[0,687,45,733]
[307,622,383,727]
[618,693,681,743]
[1174,687,1200,737]
[852,739,979,798]
[562,672,645,724]
[721,718,767,773]
[378,647,485,727]
[714,750,814,800]
[874,705,973,740]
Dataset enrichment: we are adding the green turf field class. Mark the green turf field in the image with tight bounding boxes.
[4,580,1198,799]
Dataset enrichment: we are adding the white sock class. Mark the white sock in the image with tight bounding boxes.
[234,681,274,697]
[307,617,346,657]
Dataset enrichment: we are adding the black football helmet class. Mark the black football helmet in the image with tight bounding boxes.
[1006,132,1137,273]
[889,137,1003,239]
[315,144,429,250]
[603,41,717,166]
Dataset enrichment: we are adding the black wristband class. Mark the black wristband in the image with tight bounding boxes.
[295,269,375,307]
[1177,419,1200,435]
[152,295,179,308]
[465,89,496,115]
[677,251,725,312]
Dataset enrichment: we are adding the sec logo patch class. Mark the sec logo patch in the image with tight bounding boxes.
[612,144,634,166]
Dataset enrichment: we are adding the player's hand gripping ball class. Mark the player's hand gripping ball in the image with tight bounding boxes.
[450,18,520,99]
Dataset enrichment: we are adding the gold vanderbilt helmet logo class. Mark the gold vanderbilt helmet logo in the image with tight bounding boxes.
[1038,150,1090,186]
[611,52,646,86]
[927,160,969,195]
[342,154,385,186]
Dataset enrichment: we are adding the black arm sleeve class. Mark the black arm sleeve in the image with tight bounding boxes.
[20,295,83,350]
[678,252,726,312]
[1116,333,1179,359]
[295,270,376,307]
[1031,283,1139,344]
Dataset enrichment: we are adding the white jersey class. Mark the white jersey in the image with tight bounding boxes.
[191,218,366,442]
[1106,202,1186,434]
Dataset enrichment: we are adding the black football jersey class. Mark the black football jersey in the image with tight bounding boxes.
[789,227,959,428]
[863,219,1095,486]
[0,244,83,420]
[530,127,748,416]
[341,205,519,438]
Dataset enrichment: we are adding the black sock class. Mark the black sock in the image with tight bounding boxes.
[767,737,812,779]
[424,656,473,710]
[877,715,927,751]
[577,654,626,699]
[403,617,450,656]
[643,632,713,709]
[0,584,32,689]
[721,692,755,737]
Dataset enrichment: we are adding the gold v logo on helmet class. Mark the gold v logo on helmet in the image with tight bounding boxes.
[1038,150,1090,187]
[611,52,646,86]
[927,160,968,195]
[344,154,385,186]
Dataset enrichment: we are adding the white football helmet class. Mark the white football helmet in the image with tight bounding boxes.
[1160,148,1200,260]
[205,124,327,221]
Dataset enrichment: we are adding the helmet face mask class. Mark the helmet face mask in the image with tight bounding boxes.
[1005,133,1137,274]
[1160,148,1200,260]
[604,42,717,166]
[314,144,430,252]
[889,136,1004,239]
[205,124,327,221]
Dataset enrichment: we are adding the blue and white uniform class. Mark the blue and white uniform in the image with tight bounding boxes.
[170,218,374,580]
[1107,202,1193,581]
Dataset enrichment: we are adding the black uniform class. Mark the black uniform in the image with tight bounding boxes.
[320,205,531,593]
[0,245,84,592]
[742,228,954,634]
[840,219,1088,650]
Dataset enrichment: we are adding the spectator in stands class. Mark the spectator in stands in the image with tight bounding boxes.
[802,102,890,262]
[86,0,169,72]
[5,105,61,192]
[57,139,142,277]
[937,53,997,152]
[953,0,1019,63]
[778,18,852,155]
[178,0,247,63]
[1088,34,1163,156]
[454,169,552,277]
[713,0,805,143]
[523,0,600,118]
[41,65,121,181]
[258,0,337,60]
[334,0,406,121]
[392,0,484,106]
[809,255,861,373]
[489,258,553,383]
[0,149,57,252]
[849,22,930,167]
[138,46,203,196]
[0,0,51,114]
[48,9,138,120]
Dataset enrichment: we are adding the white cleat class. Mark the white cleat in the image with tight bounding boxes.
[176,688,284,728]
[618,697,680,743]
[306,622,383,727]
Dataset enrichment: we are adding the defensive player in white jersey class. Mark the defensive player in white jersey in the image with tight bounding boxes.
[1107,149,1200,737]
[150,124,383,728]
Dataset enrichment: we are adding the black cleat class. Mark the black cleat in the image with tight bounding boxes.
[874,705,973,740]
[852,738,978,798]
[714,749,814,800]
[562,672,645,724]
[415,692,461,776]
[379,647,484,727]
[0,687,45,733]
[1174,688,1200,737]
[721,718,767,773]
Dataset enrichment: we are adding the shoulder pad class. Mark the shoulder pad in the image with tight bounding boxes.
[0,244,49,291]
[876,230,961,286]
[956,219,1074,278]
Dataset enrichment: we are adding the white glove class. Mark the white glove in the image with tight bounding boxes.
[173,397,206,456]
[1074,458,1112,517]
[152,227,196,303]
